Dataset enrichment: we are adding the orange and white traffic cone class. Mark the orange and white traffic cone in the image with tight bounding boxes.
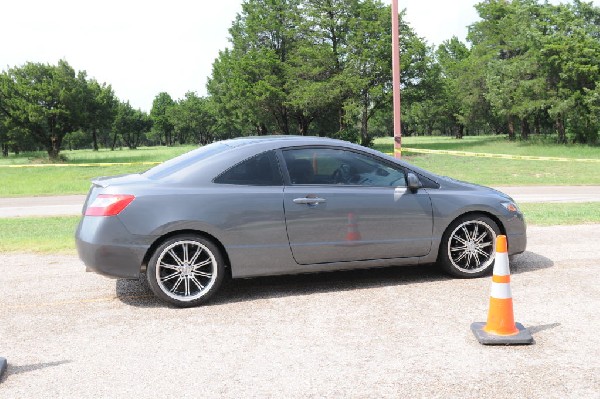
[345,212,361,242]
[471,235,533,345]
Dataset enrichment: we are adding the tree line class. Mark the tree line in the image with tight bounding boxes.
[1,0,598,160]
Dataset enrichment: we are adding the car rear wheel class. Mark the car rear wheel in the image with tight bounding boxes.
[439,214,500,278]
[147,235,225,307]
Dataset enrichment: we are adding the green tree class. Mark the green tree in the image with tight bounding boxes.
[167,92,216,145]
[83,80,118,150]
[0,60,88,159]
[436,37,471,138]
[208,0,301,136]
[150,92,175,145]
[467,0,600,143]
[112,102,151,150]
[343,0,391,145]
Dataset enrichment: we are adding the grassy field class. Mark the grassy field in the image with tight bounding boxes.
[1,203,598,253]
[373,136,600,186]
[0,146,196,196]
[0,216,79,253]
[373,135,600,159]
[0,145,196,165]
[0,136,599,197]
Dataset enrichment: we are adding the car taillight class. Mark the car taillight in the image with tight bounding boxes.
[85,194,135,216]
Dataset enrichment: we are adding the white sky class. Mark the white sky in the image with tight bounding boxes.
[1,0,596,112]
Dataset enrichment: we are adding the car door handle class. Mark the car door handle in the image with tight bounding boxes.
[293,197,327,205]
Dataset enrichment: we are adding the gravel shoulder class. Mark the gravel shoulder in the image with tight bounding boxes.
[1,224,599,397]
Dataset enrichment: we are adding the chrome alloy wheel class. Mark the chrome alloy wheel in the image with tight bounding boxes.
[447,220,497,274]
[155,240,218,302]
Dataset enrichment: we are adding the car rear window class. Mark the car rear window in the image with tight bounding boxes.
[144,143,229,180]
[214,151,282,186]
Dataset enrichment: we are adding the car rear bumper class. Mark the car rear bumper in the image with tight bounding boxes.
[75,216,153,279]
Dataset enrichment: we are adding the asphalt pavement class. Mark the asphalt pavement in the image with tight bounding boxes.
[0,186,599,218]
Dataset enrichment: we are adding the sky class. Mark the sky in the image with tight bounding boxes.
[1,0,596,112]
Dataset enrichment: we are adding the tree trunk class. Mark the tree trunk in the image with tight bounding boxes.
[507,117,516,141]
[339,107,347,134]
[92,129,99,151]
[2,144,8,157]
[455,125,464,139]
[111,131,118,150]
[47,135,61,160]
[297,114,310,136]
[521,119,530,140]
[360,101,370,147]
[556,116,566,144]
[255,123,268,136]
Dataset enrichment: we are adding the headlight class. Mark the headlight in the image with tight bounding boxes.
[501,201,520,213]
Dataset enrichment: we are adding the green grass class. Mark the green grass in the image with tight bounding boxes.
[0,165,147,196]
[373,136,600,186]
[373,135,600,159]
[0,146,197,196]
[0,145,196,165]
[0,204,598,253]
[399,153,600,186]
[520,202,600,226]
[1,137,599,196]
[0,216,79,253]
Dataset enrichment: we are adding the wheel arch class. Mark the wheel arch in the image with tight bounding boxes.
[436,210,506,262]
[441,210,506,239]
[141,229,232,278]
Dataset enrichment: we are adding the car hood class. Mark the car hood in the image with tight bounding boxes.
[436,175,514,201]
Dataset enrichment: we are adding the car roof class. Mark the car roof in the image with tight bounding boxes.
[222,135,347,148]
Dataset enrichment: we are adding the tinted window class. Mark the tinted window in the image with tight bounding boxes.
[144,142,229,180]
[283,148,406,187]
[214,151,282,186]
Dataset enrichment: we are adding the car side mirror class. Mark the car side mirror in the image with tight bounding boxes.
[407,172,421,192]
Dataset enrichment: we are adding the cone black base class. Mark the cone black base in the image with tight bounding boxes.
[0,357,6,378]
[471,322,534,345]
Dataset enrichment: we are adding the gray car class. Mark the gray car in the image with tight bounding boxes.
[76,136,526,307]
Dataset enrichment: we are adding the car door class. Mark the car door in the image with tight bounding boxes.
[281,147,434,265]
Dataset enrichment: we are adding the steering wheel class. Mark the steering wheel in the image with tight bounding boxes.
[332,163,353,184]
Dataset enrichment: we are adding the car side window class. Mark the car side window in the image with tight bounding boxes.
[214,151,283,186]
[283,148,406,187]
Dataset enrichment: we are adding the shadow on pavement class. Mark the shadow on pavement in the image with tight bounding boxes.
[115,251,553,308]
[213,264,448,306]
[510,251,554,274]
[528,322,561,335]
[1,360,71,381]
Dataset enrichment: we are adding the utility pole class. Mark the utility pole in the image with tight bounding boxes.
[392,0,402,158]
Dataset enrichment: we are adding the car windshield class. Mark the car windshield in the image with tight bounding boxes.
[144,142,229,180]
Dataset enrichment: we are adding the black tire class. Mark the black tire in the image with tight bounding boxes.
[438,214,500,278]
[146,234,225,307]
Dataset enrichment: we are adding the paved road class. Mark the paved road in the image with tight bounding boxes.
[1,224,599,397]
[0,186,599,218]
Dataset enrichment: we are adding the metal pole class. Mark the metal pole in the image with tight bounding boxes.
[392,0,402,158]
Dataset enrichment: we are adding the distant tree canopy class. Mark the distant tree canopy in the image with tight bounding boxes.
[1,0,599,159]
[207,0,600,144]
[206,0,411,146]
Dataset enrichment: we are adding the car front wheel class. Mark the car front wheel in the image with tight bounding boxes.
[439,214,500,278]
[147,235,225,307]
